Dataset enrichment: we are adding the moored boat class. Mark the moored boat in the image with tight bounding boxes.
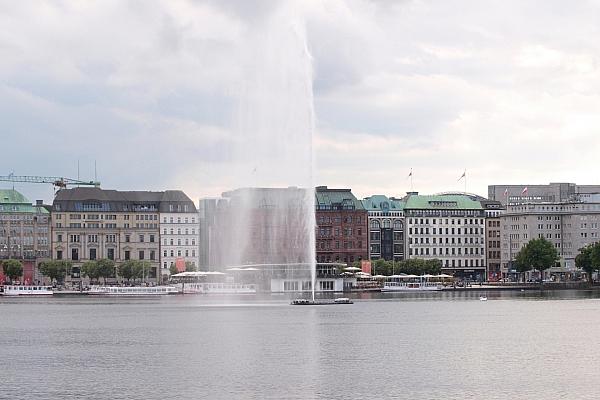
[88,285,179,296]
[2,285,54,296]
[180,282,256,295]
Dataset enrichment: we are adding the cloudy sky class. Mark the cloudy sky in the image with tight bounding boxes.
[2,0,600,203]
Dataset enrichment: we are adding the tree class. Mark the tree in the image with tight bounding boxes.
[185,261,197,272]
[96,259,115,284]
[576,244,595,284]
[38,260,69,284]
[515,237,559,285]
[132,260,151,283]
[118,260,135,282]
[2,259,23,283]
[169,264,179,276]
[81,261,103,284]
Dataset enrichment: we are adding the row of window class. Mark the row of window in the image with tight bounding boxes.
[317,227,363,237]
[60,234,156,243]
[409,218,484,225]
[409,247,483,256]
[370,219,402,230]
[409,227,482,235]
[57,248,156,262]
[316,215,363,224]
[163,228,196,235]
[162,216,196,224]
[317,240,363,250]
[163,249,196,258]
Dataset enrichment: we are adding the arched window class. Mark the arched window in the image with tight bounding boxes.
[383,219,391,229]
[394,220,403,230]
[370,219,380,229]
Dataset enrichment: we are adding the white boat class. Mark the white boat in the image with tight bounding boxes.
[479,296,488,301]
[381,281,443,291]
[88,285,179,296]
[180,282,256,295]
[2,285,54,296]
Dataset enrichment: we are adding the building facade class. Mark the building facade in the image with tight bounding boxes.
[500,199,600,279]
[0,189,50,283]
[361,195,405,261]
[404,193,486,280]
[52,188,196,283]
[158,191,199,276]
[315,186,368,264]
[481,200,504,281]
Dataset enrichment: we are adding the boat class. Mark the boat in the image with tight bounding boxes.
[180,282,257,295]
[479,296,488,301]
[88,285,179,296]
[2,285,54,296]
[381,280,443,292]
[291,297,354,305]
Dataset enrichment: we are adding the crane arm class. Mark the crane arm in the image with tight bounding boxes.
[0,175,100,188]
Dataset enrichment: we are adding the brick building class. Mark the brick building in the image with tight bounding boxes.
[315,186,368,264]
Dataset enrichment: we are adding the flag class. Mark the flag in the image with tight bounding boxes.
[522,187,528,195]
[407,169,412,178]
[503,188,508,197]
[458,170,466,181]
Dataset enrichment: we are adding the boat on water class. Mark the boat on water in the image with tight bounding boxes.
[479,296,488,301]
[88,285,179,296]
[381,275,444,292]
[2,285,54,296]
[291,297,353,305]
[180,282,257,295]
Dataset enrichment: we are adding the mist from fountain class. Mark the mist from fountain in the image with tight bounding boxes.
[213,3,316,300]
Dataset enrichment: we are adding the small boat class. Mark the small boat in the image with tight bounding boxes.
[479,296,488,301]
[88,286,179,296]
[333,297,353,304]
[2,285,54,296]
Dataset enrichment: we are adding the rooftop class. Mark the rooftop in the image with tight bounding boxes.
[404,194,483,210]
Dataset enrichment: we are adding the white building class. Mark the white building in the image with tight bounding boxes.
[159,192,199,279]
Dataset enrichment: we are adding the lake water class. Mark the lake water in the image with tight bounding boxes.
[2,291,600,400]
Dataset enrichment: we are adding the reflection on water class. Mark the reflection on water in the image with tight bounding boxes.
[1,291,600,400]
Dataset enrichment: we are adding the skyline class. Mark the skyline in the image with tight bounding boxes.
[3,1,600,203]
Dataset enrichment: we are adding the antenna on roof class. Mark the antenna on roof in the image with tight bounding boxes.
[94,160,97,182]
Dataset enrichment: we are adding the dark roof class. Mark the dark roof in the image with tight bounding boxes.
[53,187,197,213]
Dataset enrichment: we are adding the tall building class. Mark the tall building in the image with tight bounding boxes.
[315,186,368,264]
[198,197,219,270]
[0,189,50,283]
[500,197,600,279]
[52,187,196,283]
[158,191,199,274]
[481,200,504,281]
[404,193,486,280]
[488,182,600,206]
[361,195,405,261]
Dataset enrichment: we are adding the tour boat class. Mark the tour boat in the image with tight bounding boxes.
[88,285,179,296]
[2,285,54,296]
[291,297,353,305]
[180,282,256,295]
[381,281,443,292]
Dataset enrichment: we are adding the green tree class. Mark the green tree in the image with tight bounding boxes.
[2,259,23,283]
[185,261,197,272]
[575,245,595,284]
[38,260,69,284]
[118,260,135,282]
[515,237,559,285]
[169,264,179,276]
[81,261,100,284]
[96,259,115,284]
[132,260,151,283]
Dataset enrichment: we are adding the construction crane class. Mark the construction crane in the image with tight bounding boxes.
[0,174,101,190]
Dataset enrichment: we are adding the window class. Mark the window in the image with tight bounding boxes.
[89,248,97,260]
[57,234,63,242]
[139,235,144,243]
[57,250,63,260]
[139,250,145,260]
[125,235,130,243]
[150,250,155,260]
[124,250,130,260]
[107,248,115,260]
[149,235,155,243]
[71,248,79,261]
